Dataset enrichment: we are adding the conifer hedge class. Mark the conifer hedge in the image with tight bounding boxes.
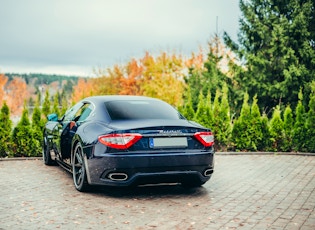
[0,85,315,158]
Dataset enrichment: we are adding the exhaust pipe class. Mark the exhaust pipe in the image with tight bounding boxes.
[108,173,128,181]
[203,168,213,177]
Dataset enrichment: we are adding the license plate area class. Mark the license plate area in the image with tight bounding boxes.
[149,137,188,149]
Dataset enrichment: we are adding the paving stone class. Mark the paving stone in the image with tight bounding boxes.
[0,155,314,229]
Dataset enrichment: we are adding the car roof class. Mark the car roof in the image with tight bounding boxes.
[82,95,162,103]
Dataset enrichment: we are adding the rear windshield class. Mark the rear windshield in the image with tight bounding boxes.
[105,100,184,120]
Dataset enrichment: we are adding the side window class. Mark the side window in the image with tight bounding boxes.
[77,103,93,122]
[63,102,84,122]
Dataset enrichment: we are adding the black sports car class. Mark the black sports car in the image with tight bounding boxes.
[43,95,215,192]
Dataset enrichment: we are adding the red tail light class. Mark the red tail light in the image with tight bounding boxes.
[194,132,214,147]
[98,133,142,149]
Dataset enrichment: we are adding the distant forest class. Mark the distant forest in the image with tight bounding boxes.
[4,73,80,86]
[0,73,83,117]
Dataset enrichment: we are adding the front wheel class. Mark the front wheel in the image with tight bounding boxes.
[72,142,89,192]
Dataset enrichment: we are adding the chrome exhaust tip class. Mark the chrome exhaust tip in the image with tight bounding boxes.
[108,173,128,181]
[204,168,213,177]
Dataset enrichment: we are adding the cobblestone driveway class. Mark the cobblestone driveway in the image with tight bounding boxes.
[0,154,314,230]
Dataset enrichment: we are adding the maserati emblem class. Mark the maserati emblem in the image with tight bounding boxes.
[159,130,182,134]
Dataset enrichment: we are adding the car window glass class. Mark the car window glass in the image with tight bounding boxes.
[63,102,83,122]
[77,103,93,122]
[105,100,184,120]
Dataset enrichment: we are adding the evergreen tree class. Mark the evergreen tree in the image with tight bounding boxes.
[0,102,12,157]
[31,102,44,156]
[211,89,222,148]
[250,96,264,151]
[194,92,208,127]
[260,113,271,151]
[216,83,231,150]
[52,92,60,117]
[224,0,315,111]
[42,90,51,118]
[205,90,214,129]
[201,37,231,100]
[184,36,231,112]
[292,89,307,151]
[12,106,33,157]
[60,90,69,115]
[231,92,253,151]
[179,86,195,120]
[282,105,294,152]
[305,82,315,152]
[269,106,285,152]
[184,68,204,111]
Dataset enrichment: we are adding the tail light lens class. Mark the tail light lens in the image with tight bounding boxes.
[194,132,214,147]
[98,133,142,149]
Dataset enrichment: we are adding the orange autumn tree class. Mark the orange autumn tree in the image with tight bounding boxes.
[5,77,29,116]
[71,51,187,107]
[0,74,8,105]
[119,59,143,95]
[140,52,185,107]
[72,78,94,102]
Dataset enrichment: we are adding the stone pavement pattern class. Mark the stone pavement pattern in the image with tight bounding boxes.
[0,154,314,230]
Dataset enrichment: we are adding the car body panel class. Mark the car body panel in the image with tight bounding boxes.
[43,95,215,189]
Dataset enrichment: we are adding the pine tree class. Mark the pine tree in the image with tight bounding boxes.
[250,96,264,151]
[52,92,60,117]
[194,92,208,127]
[269,106,285,152]
[260,113,271,151]
[216,83,231,150]
[305,82,315,152]
[42,90,51,119]
[0,102,12,157]
[12,106,33,157]
[211,89,222,148]
[282,105,294,152]
[204,90,214,129]
[179,86,195,120]
[292,89,307,151]
[31,102,44,156]
[60,90,69,115]
[231,92,252,151]
[184,68,204,111]
[184,36,232,112]
[224,0,315,111]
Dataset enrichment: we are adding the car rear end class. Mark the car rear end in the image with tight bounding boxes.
[85,97,215,187]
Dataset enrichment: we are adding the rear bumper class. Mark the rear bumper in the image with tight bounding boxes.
[86,151,214,187]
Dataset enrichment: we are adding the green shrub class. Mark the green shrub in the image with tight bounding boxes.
[231,92,253,151]
[305,82,315,152]
[292,89,307,151]
[282,105,294,151]
[0,102,12,157]
[11,107,33,157]
[269,106,285,152]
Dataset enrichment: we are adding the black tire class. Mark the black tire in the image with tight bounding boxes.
[72,142,89,192]
[43,137,55,166]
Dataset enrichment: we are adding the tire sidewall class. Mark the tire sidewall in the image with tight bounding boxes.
[43,137,52,165]
[72,142,88,192]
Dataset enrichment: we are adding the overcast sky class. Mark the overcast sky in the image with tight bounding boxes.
[0,0,241,76]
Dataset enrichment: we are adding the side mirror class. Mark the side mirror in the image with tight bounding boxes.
[47,113,58,121]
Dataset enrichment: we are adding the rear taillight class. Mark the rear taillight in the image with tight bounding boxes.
[194,132,214,147]
[98,133,142,149]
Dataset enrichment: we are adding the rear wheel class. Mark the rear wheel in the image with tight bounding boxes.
[72,142,89,192]
[43,137,54,166]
